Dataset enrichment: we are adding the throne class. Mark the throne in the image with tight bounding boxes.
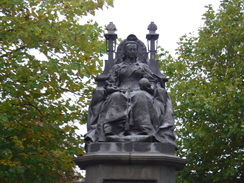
[85,22,175,147]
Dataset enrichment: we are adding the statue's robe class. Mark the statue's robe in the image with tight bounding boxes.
[85,60,176,147]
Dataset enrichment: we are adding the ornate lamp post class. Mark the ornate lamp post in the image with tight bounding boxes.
[146,22,168,86]
[146,22,159,62]
[104,22,117,62]
[95,22,117,86]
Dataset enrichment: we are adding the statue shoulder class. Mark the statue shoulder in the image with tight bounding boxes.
[137,61,150,70]
[111,63,122,71]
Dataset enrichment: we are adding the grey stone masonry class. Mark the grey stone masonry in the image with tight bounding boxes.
[74,142,187,183]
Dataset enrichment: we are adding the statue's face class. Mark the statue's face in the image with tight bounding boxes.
[125,43,137,59]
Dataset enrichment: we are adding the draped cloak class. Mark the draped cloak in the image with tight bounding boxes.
[85,60,176,147]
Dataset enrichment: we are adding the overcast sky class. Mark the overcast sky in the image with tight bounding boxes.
[91,0,221,54]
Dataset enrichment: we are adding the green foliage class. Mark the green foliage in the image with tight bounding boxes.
[0,0,113,182]
[159,0,243,182]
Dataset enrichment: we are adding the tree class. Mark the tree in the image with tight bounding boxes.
[159,0,243,182]
[0,0,113,182]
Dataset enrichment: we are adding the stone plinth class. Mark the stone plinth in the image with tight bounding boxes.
[74,142,187,183]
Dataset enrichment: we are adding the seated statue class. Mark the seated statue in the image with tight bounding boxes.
[85,35,176,148]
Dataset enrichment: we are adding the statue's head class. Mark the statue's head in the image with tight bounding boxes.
[115,34,148,64]
[124,42,138,60]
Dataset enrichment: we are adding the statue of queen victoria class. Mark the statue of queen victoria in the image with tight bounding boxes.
[85,32,176,148]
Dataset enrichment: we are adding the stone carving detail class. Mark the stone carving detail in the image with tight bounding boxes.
[85,34,176,148]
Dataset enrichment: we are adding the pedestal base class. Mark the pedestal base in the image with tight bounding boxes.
[74,142,187,183]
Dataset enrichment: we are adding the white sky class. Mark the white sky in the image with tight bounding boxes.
[92,0,221,55]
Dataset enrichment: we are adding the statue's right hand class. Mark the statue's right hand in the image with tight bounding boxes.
[106,86,119,94]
